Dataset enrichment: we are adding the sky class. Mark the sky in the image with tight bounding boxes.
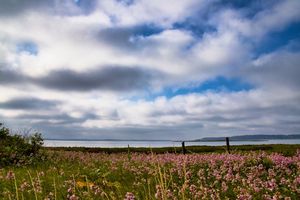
[0,0,300,140]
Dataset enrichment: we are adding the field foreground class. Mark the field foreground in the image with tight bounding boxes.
[1,148,300,200]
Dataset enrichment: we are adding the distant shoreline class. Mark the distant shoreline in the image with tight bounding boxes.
[44,138,299,142]
[44,138,172,142]
[188,134,300,142]
[186,139,269,142]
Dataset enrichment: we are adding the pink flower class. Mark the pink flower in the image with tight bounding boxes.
[69,194,79,200]
[67,188,73,193]
[189,184,197,194]
[222,182,228,192]
[5,171,15,180]
[124,192,135,200]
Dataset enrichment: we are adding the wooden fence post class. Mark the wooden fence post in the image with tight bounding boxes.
[226,137,230,153]
[127,144,131,161]
[182,141,186,154]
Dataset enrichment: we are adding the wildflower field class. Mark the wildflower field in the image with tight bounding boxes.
[1,148,300,200]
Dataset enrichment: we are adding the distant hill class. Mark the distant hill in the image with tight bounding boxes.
[192,134,300,142]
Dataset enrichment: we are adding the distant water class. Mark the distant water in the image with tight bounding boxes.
[43,139,300,148]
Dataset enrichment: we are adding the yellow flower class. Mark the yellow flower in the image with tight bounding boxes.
[76,181,94,188]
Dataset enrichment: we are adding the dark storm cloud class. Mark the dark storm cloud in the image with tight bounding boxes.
[0,0,97,17]
[34,66,161,91]
[1,65,163,92]
[148,109,187,117]
[16,112,98,125]
[0,97,58,110]
[97,25,162,50]
[0,0,51,16]
[0,68,27,84]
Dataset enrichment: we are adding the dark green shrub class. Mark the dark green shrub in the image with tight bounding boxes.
[0,123,45,167]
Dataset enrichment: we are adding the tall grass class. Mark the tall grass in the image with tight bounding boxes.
[1,148,300,199]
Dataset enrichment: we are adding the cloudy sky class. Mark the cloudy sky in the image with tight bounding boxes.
[0,0,300,140]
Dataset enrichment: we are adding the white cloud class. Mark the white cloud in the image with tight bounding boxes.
[245,49,300,91]
[76,87,300,138]
[97,0,204,27]
[0,0,299,139]
[212,0,300,39]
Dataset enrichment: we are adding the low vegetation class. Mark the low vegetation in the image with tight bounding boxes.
[0,124,299,199]
[1,150,300,199]
[0,123,45,167]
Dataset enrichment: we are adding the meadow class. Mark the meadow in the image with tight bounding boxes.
[1,145,300,200]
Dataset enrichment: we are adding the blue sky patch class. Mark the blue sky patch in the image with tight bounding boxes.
[173,22,216,39]
[17,42,38,55]
[143,76,253,101]
[132,24,163,37]
[116,0,135,6]
[254,22,300,57]
[73,0,96,14]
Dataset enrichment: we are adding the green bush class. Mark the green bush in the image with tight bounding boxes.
[0,123,45,167]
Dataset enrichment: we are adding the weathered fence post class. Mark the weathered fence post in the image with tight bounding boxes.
[226,137,230,153]
[182,141,186,154]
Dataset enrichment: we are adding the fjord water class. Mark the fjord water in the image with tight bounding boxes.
[44,139,300,148]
